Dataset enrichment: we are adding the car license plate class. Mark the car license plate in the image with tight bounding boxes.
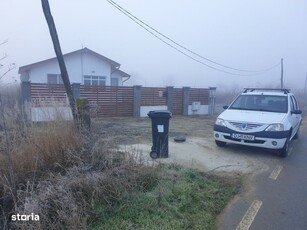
[231,133,255,141]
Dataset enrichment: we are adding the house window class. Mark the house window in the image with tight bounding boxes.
[47,74,63,84]
[84,75,106,86]
[111,78,119,86]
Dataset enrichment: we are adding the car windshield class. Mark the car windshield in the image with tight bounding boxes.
[229,95,288,113]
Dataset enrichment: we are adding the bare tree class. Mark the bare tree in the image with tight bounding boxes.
[0,40,16,81]
[41,0,78,123]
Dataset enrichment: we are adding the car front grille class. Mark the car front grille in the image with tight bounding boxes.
[228,121,263,131]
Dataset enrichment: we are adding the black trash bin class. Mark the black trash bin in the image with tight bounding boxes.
[147,110,172,159]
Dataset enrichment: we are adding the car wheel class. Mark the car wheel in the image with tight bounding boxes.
[215,140,226,147]
[278,138,289,158]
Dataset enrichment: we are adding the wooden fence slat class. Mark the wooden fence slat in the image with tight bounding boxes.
[80,85,134,117]
[172,88,183,115]
[29,83,210,117]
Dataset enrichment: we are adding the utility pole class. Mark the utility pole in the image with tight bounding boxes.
[41,0,78,124]
[281,58,284,89]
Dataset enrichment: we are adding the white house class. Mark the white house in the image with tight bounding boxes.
[18,47,130,86]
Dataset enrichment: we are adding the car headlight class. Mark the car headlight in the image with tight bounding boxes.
[265,123,284,131]
[215,118,226,127]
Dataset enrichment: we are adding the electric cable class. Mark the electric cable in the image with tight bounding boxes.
[107,0,280,75]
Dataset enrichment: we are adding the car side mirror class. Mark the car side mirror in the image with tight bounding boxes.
[292,109,302,115]
[223,105,229,109]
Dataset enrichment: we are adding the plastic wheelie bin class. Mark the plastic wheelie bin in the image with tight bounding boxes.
[147,110,172,159]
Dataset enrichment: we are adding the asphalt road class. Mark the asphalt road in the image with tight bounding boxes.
[218,120,307,230]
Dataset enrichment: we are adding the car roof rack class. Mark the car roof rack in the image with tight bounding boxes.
[243,88,290,94]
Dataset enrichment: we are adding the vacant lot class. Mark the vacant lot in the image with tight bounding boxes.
[91,115,213,145]
[92,115,269,175]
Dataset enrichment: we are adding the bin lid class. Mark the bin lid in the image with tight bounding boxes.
[147,110,172,118]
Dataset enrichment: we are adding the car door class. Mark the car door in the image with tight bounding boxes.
[289,96,301,137]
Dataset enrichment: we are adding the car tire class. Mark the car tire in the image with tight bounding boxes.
[215,140,226,147]
[278,138,289,158]
[174,137,186,143]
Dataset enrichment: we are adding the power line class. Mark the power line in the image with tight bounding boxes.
[107,0,252,76]
[106,0,280,75]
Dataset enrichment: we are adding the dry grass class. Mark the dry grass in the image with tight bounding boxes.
[9,121,81,173]
[0,120,82,174]
[0,92,158,229]
[0,89,84,228]
[0,121,83,228]
[11,150,158,230]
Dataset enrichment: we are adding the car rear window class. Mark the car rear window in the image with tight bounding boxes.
[229,95,288,113]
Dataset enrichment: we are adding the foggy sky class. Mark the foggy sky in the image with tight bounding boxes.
[1,0,307,90]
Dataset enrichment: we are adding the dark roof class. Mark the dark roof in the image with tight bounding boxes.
[18,47,121,74]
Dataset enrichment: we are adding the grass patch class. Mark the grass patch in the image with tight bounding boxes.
[89,164,241,230]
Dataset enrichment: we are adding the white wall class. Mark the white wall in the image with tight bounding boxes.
[29,52,117,85]
[110,71,124,86]
[29,53,84,83]
[82,52,111,84]
[29,61,61,83]
[188,105,209,115]
[31,106,73,122]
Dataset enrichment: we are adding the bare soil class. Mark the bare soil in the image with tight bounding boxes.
[92,115,268,174]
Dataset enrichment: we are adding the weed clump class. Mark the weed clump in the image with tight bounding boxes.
[11,153,159,229]
[0,116,83,228]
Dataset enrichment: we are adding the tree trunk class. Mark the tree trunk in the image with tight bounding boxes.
[41,0,78,123]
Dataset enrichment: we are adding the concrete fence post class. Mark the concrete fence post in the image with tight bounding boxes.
[21,81,31,123]
[71,83,81,99]
[21,81,31,103]
[166,86,174,113]
[182,87,190,116]
[133,85,142,118]
[209,87,217,116]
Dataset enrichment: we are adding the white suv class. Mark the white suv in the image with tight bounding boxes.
[214,88,302,157]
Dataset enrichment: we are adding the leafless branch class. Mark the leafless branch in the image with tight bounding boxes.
[0,39,8,46]
[0,53,8,61]
[0,63,16,80]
